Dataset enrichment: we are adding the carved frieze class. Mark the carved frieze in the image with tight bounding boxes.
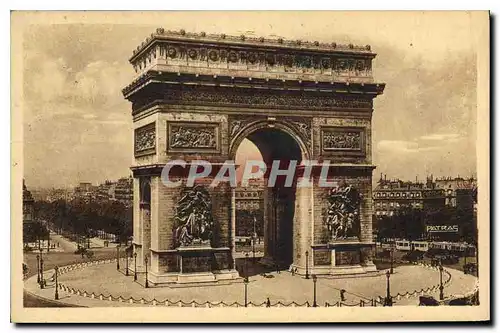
[155,44,373,75]
[134,122,156,156]
[321,126,365,156]
[161,87,373,111]
[167,121,220,153]
[324,184,362,241]
[132,34,374,78]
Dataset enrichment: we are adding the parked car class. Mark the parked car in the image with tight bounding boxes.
[419,295,439,306]
[402,251,424,262]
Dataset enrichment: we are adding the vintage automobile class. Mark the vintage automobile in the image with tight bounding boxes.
[418,295,440,306]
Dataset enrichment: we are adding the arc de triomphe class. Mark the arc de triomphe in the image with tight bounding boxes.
[123,29,385,284]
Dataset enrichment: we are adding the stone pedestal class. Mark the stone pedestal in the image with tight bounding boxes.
[147,246,239,284]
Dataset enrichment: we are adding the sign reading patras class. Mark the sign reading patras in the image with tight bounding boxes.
[426,225,459,233]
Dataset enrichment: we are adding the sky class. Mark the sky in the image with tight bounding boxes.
[21,11,478,189]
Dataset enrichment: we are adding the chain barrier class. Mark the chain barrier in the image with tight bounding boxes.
[47,257,478,307]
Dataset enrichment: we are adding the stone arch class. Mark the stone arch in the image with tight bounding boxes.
[229,119,311,162]
[229,119,313,268]
[139,178,151,205]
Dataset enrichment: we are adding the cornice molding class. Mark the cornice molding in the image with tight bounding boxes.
[130,28,375,63]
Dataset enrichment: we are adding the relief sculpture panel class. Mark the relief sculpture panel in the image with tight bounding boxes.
[324,183,362,241]
[173,185,215,248]
[134,122,156,156]
[321,126,365,157]
[167,122,220,153]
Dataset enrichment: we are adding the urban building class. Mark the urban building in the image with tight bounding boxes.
[46,188,72,202]
[23,180,36,246]
[235,178,264,237]
[73,182,97,203]
[373,174,445,216]
[96,180,117,201]
[23,180,34,223]
[434,176,477,210]
[114,177,133,206]
[93,177,133,206]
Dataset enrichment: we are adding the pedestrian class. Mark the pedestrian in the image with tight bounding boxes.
[266,297,271,308]
[291,267,295,276]
[276,264,280,274]
[340,289,346,302]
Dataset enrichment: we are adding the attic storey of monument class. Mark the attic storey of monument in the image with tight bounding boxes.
[123,29,385,284]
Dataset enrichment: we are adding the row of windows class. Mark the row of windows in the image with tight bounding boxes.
[375,202,422,209]
[375,192,421,198]
[375,211,395,216]
[235,202,262,210]
[235,192,262,198]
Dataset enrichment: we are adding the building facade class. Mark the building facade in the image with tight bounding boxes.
[114,177,133,206]
[434,176,476,210]
[234,179,264,238]
[373,174,476,216]
[23,180,34,223]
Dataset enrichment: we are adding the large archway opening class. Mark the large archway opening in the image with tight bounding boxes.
[233,126,304,269]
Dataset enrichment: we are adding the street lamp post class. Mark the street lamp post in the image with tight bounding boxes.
[125,251,129,276]
[144,256,149,288]
[134,252,137,281]
[439,262,444,301]
[385,270,392,306]
[390,247,394,274]
[252,235,256,263]
[245,253,249,279]
[312,274,318,307]
[36,254,40,284]
[252,216,257,262]
[116,245,120,270]
[40,257,44,289]
[54,266,59,300]
[464,247,468,274]
[244,276,249,307]
[305,250,310,279]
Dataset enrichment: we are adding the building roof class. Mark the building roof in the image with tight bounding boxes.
[23,180,34,203]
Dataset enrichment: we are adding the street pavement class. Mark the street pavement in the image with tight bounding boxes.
[24,260,477,307]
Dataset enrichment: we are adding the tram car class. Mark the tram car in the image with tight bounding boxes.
[428,242,471,252]
[411,241,430,252]
[235,236,252,246]
[395,240,473,253]
[395,240,411,251]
